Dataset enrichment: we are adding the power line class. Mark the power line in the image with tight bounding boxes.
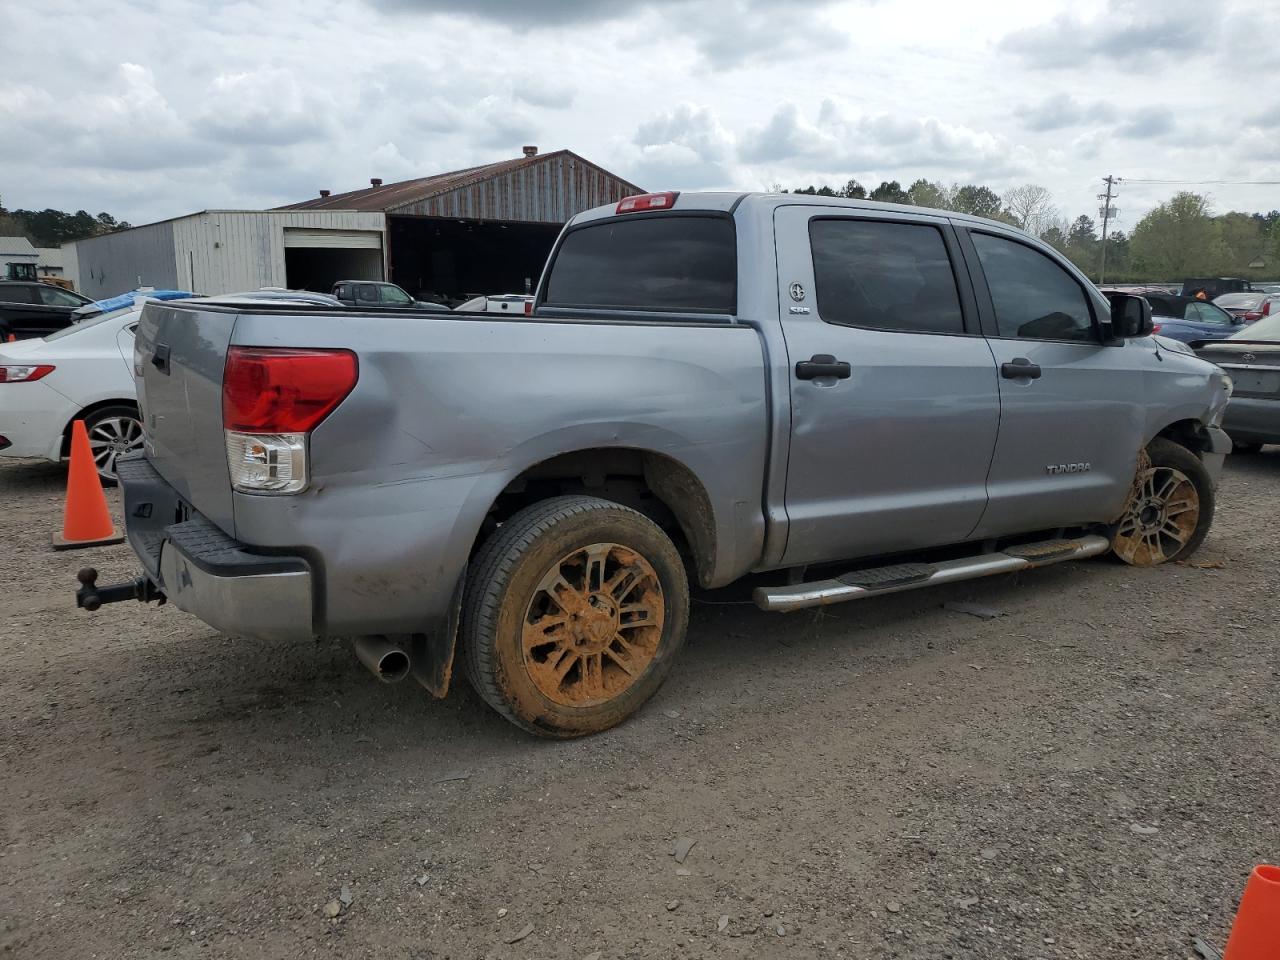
[1118,177,1280,186]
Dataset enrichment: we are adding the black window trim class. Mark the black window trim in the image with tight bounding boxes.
[957,226,1104,346]
[534,209,739,321]
[805,214,981,338]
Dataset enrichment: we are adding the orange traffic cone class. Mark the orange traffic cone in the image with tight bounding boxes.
[52,419,125,550]
[1224,865,1280,959]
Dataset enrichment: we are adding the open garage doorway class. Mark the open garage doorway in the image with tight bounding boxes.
[283,229,383,292]
[388,216,561,305]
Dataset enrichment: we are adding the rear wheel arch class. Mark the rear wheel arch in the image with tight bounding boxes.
[476,447,719,587]
[409,447,717,703]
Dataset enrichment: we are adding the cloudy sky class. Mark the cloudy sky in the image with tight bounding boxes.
[2,0,1277,230]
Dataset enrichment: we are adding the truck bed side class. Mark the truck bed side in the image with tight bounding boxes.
[136,303,770,637]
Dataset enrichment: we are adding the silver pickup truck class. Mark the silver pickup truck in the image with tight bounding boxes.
[81,191,1232,737]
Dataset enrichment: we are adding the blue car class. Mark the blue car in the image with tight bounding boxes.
[1141,293,1244,343]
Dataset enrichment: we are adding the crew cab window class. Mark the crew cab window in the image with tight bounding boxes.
[354,284,379,303]
[544,215,735,314]
[809,219,964,334]
[972,232,1095,342]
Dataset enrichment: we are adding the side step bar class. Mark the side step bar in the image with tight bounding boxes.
[754,535,1112,612]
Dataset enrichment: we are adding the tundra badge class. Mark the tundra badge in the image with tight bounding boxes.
[1046,462,1091,475]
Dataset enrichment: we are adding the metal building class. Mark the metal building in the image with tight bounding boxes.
[69,209,385,300]
[280,147,643,302]
[68,148,643,302]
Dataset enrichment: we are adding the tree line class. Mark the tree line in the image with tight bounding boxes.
[0,196,131,248]
[782,179,1280,283]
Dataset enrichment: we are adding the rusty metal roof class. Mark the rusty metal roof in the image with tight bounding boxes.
[277,150,643,214]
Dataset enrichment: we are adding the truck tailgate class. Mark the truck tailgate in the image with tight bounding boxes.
[135,301,237,533]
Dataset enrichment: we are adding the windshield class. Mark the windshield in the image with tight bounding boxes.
[1232,314,1280,340]
[42,306,139,341]
[1215,293,1262,309]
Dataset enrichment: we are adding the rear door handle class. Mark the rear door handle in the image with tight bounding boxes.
[796,354,852,380]
[151,343,170,375]
[1001,358,1041,380]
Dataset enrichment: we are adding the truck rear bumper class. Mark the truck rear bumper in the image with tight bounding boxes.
[116,454,315,641]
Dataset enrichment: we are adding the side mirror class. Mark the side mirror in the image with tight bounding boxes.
[1109,294,1154,338]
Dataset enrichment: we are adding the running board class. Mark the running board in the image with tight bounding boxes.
[754,535,1112,612]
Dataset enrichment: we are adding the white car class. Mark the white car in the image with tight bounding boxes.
[0,291,328,481]
[0,305,144,480]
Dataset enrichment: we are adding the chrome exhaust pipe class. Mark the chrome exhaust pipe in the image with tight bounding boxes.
[353,636,410,684]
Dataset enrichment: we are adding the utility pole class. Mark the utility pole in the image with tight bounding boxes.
[1098,175,1118,285]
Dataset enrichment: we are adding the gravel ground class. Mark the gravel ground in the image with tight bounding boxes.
[1,452,1276,960]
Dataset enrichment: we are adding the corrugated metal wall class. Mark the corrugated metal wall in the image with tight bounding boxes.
[171,211,386,294]
[72,221,179,299]
[393,154,641,222]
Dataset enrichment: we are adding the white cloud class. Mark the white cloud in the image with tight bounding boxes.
[0,0,1274,228]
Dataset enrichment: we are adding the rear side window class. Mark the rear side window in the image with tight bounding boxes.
[0,284,37,304]
[355,284,378,303]
[809,219,964,334]
[544,215,735,314]
[971,232,1095,342]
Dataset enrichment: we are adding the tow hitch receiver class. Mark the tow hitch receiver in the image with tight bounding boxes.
[75,567,166,611]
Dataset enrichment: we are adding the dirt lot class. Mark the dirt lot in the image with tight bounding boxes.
[1,453,1276,960]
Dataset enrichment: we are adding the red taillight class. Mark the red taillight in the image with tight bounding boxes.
[1262,302,1271,316]
[1150,323,1161,333]
[223,347,357,433]
[616,191,678,214]
[524,298,533,316]
[0,364,55,383]
[1243,311,1262,322]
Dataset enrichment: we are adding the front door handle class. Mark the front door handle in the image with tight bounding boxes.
[796,354,852,380]
[1001,357,1041,380]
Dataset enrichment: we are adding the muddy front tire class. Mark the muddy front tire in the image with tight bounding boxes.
[1110,438,1215,566]
[461,496,690,738]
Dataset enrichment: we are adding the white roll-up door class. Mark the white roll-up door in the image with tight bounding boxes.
[282,229,382,249]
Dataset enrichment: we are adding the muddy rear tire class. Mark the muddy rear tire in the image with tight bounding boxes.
[1110,438,1214,566]
[461,495,690,738]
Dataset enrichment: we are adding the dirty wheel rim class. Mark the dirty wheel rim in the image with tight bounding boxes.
[1113,466,1200,565]
[88,416,143,479]
[522,542,665,707]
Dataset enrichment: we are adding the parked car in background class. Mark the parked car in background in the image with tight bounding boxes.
[0,280,93,340]
[1192,315,1280,453]
[72,288,196,322]
[1213,291,1280,324]
[331,280,450,311]
[454,294,533,315]
[93,191,1232,737]
[0,292,333,481]
[1181,277,1253,300]
[1106,290,1242,343]
[0,304,144,479]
